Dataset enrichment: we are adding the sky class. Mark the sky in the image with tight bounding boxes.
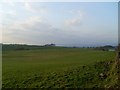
[1,2,118,47]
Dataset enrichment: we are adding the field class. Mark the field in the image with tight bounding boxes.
[2,46,117,88]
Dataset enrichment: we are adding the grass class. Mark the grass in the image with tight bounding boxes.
[2,47,117,88]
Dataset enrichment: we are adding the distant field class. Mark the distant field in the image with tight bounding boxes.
[2,47,116,88]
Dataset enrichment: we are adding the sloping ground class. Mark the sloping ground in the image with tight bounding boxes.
[102,59,119,89]
[3,59,119,89]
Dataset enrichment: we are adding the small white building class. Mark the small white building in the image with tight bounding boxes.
[108,48,115,51]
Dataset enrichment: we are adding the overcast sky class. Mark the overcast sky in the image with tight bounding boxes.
[1,2,118,46]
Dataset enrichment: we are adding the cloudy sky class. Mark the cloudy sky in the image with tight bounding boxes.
[1,2,118,46]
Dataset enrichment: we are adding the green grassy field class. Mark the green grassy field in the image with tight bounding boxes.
[2,46,117,88]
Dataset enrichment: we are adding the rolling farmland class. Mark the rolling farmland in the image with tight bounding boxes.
[2,45,117,88]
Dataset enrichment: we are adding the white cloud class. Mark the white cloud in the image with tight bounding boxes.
[1,1,15,7]
[0,2,17,22]
[64,10,85,26]
[3,15,81,45]
[2,16,117,46]
[2,16,54,44]
[65,18,82,26]
[3,16,43,32]
[24,2,36,13]
[7,2,15,7]
[5,11,17,16]
[24,2,48,13]
[0,10,17,22]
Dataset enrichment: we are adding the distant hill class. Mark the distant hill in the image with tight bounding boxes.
[2,44,42,51]
[103,45,115,49]
[2,44,63,51]
[2,44,117,51]
[94,45,116,51]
